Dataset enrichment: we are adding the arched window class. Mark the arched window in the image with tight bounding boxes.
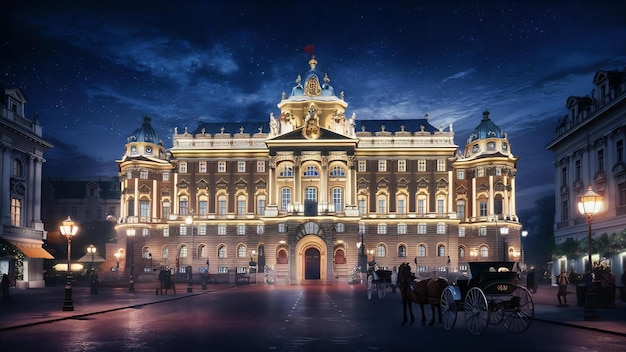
[305,187,317,202]
[332,187,343,211]
[480,245,489,257]
[13,159,23,178]
[162,247,169,259]
[334,249,346,264]
[281,188,291,210]
[438,244,446,257]
[277,249,288,264]
[279,164,293,177]
[376,244,386,257]
[459,246,465,258]
[303,165,319,177]
[199,244,207,258]
[417,244,426,257]
[377,194,387,214]
[217,195,227,216]
[237,195,246,215]
[329,166,345,177]
[398,244,407,257]
[218,245,227,258]
[142,247,151,259]
[237,244,247,258]
[179,245,188,258]
[456,200,466,220]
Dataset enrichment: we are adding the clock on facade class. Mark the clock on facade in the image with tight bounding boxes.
[145,147,152,154]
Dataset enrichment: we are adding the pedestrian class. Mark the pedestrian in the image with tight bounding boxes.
[390,266,398,293]
[557,270,569,307]
[526,267,536,293]
[1,274,10,303]
[89,269,99,294]
[158,268,167,295]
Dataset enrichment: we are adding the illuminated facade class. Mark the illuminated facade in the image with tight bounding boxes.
[547,68,626,281]
[111,57,522,284]
[0,88,54,288]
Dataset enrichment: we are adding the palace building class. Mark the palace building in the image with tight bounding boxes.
[109,56,522,284]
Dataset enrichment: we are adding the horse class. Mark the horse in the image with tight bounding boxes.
[397,262,448,326]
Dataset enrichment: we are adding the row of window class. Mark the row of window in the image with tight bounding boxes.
[358,159,448,173]
[139,242,495,264]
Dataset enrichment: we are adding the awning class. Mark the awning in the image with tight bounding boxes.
[14,242,55,259]
[77,253,106,263]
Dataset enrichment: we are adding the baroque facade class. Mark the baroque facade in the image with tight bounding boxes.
[547,68,626,282]
[110,57,522,284]
[0,88,53,288]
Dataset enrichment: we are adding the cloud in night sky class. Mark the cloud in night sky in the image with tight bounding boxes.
[2,0,626,211]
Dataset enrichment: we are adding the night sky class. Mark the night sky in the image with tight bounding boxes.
[2,1,625,211]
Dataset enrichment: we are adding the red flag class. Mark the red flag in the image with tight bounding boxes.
[304,44,314,55]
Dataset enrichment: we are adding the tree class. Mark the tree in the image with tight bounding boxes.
[518,195,556,268]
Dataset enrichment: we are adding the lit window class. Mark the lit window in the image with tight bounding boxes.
[238,245,247,257]
[256,196,266,215]
[459,247,465,258]
[438,244,445,257]
[303,165,319,176]
[335,223,345,232]
[162,172,170,181]
[237,224,246,235]
[279,164,293,177]
[238,161,245,173]
[376,244,386,257]
[437,198,445,213]
[199,224,206,235]
[417,244,426,257]
[237,196,246,215]
[218,224,227,235]
[217,195,227,215]
[456,200,465,220]
[377,223,387,234]
[478,226,487,236]
[162,201,170,220]
[398,160,406,172]
[457,170,464,179]
[179,196,189,215]
[458,227,465,237]
[332,188,343,212]
[257,225,264,235]
[278,223,287,233]
[163,227,169,237]
[10,198,21,227]
[358,198,367,215]
[480,245,488,257]
[397,197,406,214]
[218,161,226,173]
[329,166,345,177]
[378,160,387,172]
[257,161,265,172]
[418,160,426,172]
[218,245,227,258]
[477,167,484,177]
[199,161,207,173]
[179,245,188,258]
[199,200,208,215]
[179,162,187,173]
[377,195,387,214]
[437,222,446,234]
[281,188,291,210]
[358,160,366,172]
[397,223,407,234]
[437,159,446,172]
[398,245,407,257]
[180,224,187,236]
[418,223,427,234]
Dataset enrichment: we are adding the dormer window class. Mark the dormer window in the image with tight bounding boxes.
[145,146,153,154]
[130,146,137,155]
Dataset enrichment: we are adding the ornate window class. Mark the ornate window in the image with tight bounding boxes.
[281,188,291,210]
[179,161,187,173]
[398,160,406,172]
[237,161,245,173]
[237,244,247,258]
[217,195,227,216]
[329,166,345,177]
[332,188,343,211]
[378,160,387,172]
[279,164,293,177]
[303,165,319,177]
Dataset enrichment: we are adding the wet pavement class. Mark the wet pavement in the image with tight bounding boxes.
[0,281,624,336]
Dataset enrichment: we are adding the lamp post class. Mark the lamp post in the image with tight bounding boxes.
[60,216,78,311]
[494,217,509,261]
[87,245,96,270]
[126,228,136,293]
[357,225,366,273]
[578,185,603,321]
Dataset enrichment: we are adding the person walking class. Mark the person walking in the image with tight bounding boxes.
[1,274,10,303]
[526,267,537,293]
[557,270,570,306]
[89,269,99,294]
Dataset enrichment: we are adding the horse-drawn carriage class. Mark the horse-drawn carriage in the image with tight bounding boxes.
[367,267,393,300]
[440,261,534,335]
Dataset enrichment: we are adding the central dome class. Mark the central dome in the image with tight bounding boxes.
[129,116,159,143]
[468,110,507,143]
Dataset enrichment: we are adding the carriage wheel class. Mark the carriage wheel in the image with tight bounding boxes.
[377,282,386,299]
[464,287,489,335]
[440,286,457,331]
[488,300,504,325]
[367,275,374,300]
[502,285,534,333]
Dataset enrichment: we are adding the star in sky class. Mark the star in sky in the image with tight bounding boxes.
[2,0,625,210]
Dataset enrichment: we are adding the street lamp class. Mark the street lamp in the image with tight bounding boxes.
[578,185,603,321]
[494,217,509,261]
[87,245,96,270]
[357,225,366,273]
[521,231,528,266]
[60,216,78,311]
[126,228,136,293]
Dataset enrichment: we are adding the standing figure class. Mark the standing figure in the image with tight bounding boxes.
[557,270,570,306]
[526,267,537,293]
[1,274,10,303]
[391,266,398,293]
[89,269,99,294]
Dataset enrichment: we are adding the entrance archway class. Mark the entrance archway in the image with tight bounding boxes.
[304,247,320,279]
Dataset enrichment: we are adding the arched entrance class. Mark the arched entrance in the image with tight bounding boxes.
[295,234,327,284]
[304,247,320,280]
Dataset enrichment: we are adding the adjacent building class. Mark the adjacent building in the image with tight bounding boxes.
[0,88,53,288]
[110,56,522,284]
[547,67,626,282]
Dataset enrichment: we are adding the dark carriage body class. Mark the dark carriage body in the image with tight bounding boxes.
[456,261,519,297]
